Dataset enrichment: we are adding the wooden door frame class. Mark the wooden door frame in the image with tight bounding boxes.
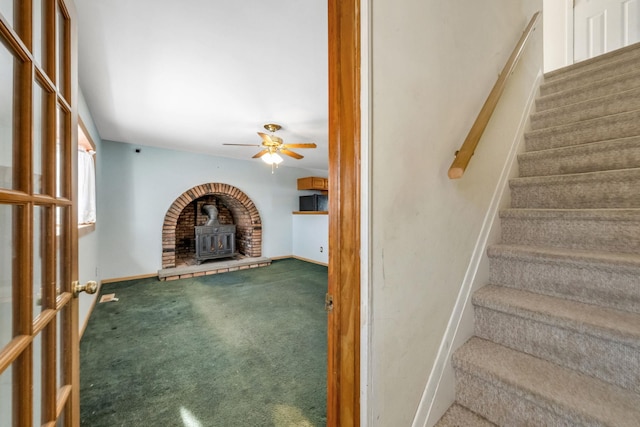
[327,0,361,425]
[542,0,574,71]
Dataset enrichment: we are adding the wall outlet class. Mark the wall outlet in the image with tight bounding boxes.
[320,246,324,253]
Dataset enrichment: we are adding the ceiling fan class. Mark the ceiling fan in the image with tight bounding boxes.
[223,124,317,168]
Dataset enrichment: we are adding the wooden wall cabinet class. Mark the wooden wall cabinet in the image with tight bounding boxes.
[297,176,328,191]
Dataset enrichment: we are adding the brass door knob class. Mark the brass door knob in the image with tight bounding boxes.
[72,280,98,297]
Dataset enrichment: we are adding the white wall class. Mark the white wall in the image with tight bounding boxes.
[368,1,542,425]
[292,214,328,264]
[98,140,326,280]
[78,89,102,333]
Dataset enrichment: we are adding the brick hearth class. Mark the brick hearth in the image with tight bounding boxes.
[158,256,272,281]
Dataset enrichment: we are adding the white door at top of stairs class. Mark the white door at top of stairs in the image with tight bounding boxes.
[574,0,640,62]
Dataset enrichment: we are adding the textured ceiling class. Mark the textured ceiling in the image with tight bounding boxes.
[75,0,329,170]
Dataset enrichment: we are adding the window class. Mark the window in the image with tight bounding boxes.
[78,120,96,225]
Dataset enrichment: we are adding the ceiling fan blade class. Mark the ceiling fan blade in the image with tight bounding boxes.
[257,132,284,145]
[252,149,269,159]
[282,143,317,149]
[280,149,304,159]
[223,143,262,146]
[257,132,275,145]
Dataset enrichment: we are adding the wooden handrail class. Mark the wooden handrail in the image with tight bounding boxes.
[448,11,540,179]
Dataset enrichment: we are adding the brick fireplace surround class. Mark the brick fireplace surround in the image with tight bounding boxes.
[161,183,265,278]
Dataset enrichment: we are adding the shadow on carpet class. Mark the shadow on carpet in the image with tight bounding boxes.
[80,258,328,426]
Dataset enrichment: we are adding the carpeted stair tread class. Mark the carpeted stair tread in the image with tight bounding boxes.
[540,49,640,96]
[525,109,640,152]
[537,68,640,111]
[453,338,640,427]
[499,208,640,253]
[509,167,640,209]
[530,86,640,130]
[473,285,640,349]
[518,136,640,177]
[544,41,640,82]
[435,403,496,427]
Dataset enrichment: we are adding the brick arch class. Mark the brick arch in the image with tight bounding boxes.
[162,183,262,268]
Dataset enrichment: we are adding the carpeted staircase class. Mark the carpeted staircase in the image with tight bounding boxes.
[437,42,640,426]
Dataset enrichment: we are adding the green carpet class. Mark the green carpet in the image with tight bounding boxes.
[80,258,328,426]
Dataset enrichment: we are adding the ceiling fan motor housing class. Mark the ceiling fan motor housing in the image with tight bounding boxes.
[264,123,282,133]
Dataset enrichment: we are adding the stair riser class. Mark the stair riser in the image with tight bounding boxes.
[454,371,587,426]
[474,307,640,393]
[536,71,640,112]
[541,56,640,96]
[537,71,640,111]
[488,254,640,314]
[510,176,640,209]
[518,139,640,177]
[500,217,640,253]
[525,110,640,152]
[530,89,640,130]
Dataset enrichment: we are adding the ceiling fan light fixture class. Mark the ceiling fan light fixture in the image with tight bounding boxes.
[261,152,283,165]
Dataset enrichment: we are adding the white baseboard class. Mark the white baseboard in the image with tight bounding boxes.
[291,255,328,266]
[101,273,158,284]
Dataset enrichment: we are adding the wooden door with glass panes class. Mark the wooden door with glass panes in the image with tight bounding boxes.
[0,1,88,425]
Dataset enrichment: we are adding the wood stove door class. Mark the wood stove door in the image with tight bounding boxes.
[212,232,235,256]
[196,232,236,262]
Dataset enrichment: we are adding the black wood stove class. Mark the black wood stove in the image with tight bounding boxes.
[194,204,237,264]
